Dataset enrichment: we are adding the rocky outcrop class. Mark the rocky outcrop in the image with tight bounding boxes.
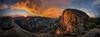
[82,28,100,37]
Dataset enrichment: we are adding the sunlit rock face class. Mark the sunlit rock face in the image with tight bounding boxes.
[58,9,89,35]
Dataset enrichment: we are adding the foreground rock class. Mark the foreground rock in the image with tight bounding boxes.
[81,28,100,37]
[0,23,38,37]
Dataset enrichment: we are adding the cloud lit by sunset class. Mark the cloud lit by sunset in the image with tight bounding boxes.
[0,0,99,18]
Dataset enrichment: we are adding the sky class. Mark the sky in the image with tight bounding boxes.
[0,0,100,17]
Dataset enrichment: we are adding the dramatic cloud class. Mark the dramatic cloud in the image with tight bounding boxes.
[0,0,100,17]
